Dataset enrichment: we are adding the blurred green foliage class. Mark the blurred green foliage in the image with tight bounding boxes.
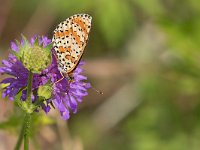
[1,0,200,149]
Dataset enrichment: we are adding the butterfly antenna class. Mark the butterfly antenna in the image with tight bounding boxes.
[90,85,103,95]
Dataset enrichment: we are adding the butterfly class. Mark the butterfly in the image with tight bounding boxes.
[52,14,92,82]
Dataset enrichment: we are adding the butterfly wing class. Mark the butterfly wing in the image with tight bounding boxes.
[52,14,92,74]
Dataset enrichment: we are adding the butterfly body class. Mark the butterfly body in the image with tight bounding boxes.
[52,14,92,78]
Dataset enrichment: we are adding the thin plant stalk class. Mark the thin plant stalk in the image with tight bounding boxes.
[24,71,33,150]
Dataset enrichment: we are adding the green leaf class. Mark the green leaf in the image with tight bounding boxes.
[14,90,23,108]
[0,83,10,89]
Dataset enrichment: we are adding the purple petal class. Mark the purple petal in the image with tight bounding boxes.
[61,110,70,120]
[30,35,37,46]
[0,67,12,74]
[74,68,83,74]
[69,94,77,113]
[8,54,17,61]
[70,83,87,91]
[2,91,7,98]
[2,60,12,68]
[1,78,15,84]
[84,83,91,88]
[40,36,51,47]
[10,42,19,52]
[21,38,25,46]
[75,96,83,102]
[42,104,51,113]
[54,100,65,111]
[78,61,85,65]
[75,75,87,81]
[71,90,88,97]
[8,96,14,101]
[21,90,27,101]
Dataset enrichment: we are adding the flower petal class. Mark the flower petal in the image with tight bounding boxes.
[2,60,12,68]
[10,42,19,52]
[1,78,15,84]
[61,110,70,120]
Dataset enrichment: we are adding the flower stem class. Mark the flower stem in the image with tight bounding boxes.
[24,71,33,150]
[27,71,33,106]
[24,113,32,150]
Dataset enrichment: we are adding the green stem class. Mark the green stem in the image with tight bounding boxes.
[27,71,33,106]
[24,113,32,150]
[24,71,33,150]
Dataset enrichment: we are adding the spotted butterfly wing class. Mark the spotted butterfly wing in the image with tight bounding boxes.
[52,14,92,76]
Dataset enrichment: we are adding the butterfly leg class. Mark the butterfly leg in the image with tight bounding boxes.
[53,71,65,85]
[53,52,58,61]
[52,50,65,85]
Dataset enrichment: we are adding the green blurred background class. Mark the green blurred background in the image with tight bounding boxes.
[1,0,200,149]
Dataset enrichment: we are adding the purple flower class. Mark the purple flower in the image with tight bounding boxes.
[0,35,91,120]
[43,54,91,120]
[0,35,51,101]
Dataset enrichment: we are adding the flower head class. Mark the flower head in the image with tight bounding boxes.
[0,36,52,100]
[0,35,91,120]
[14,35,52,73]
[42,54,91,120]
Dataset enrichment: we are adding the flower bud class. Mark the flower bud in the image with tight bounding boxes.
[38,82,53,99]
